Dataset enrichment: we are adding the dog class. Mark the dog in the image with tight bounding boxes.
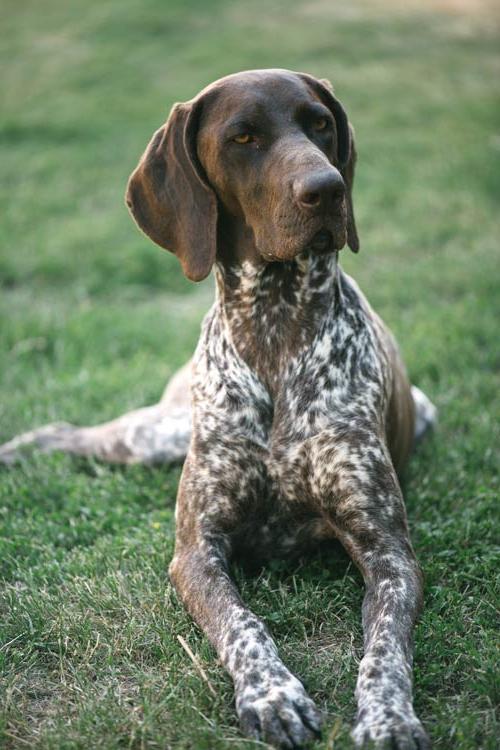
[1,69,437,749]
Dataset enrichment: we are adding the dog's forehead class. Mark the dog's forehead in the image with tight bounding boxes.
[195,69,321,127]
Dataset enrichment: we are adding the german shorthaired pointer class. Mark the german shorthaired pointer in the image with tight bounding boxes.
[1,70,437,749]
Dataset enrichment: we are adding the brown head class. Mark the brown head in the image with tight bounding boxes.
[126,69,359,281]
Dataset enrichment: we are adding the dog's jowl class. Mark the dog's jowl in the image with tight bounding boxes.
[1,69,437,749]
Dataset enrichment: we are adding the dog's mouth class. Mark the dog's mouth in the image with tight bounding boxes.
[260,223,346,263]
[307,229,334,254]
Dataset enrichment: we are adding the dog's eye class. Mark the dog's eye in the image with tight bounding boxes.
[313,117,330,131]
[233,133,254,144]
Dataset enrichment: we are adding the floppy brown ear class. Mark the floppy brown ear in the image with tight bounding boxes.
[340,122,360,253]
[126,100,218,281]
[301,75,360,252]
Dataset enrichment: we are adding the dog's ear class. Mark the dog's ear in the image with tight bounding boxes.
[300,75,360,252]
[126,100,217,281]
[340,122,360,254]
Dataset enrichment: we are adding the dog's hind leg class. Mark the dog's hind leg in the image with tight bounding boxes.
[411,385,437,444]
[0,362,192,466]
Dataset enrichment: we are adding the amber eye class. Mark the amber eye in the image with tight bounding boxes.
[313,117,329,131]
[233,133,254,144]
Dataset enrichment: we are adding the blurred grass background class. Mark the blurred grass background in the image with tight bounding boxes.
[0,0,499,748]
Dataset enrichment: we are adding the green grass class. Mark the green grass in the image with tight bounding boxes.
[1,0,499,747]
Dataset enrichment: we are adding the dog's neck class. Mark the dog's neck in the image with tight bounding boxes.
[214,226,342,392]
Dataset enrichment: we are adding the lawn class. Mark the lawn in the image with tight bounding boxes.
[0,0,499,748]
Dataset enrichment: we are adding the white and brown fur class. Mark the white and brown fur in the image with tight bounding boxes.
[0,70,437,749]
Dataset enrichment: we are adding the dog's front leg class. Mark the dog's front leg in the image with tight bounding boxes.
[348,530,430,750]
[169,458,322,749]
[309,431,430,749]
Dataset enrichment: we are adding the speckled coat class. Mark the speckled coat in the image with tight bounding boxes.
[169,248,429,749]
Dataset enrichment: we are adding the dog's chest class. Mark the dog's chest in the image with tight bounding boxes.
[193,284,386,453]
[188,273,390,554]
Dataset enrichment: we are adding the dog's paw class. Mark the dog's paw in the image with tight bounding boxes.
[352,708,430,749]
[236,674,322,748]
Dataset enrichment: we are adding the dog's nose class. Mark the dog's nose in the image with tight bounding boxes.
[293,170,345,214]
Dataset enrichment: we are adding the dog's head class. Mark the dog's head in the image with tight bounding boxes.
[126,69,359,281]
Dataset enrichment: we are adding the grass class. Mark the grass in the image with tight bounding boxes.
[0,0,499,747]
